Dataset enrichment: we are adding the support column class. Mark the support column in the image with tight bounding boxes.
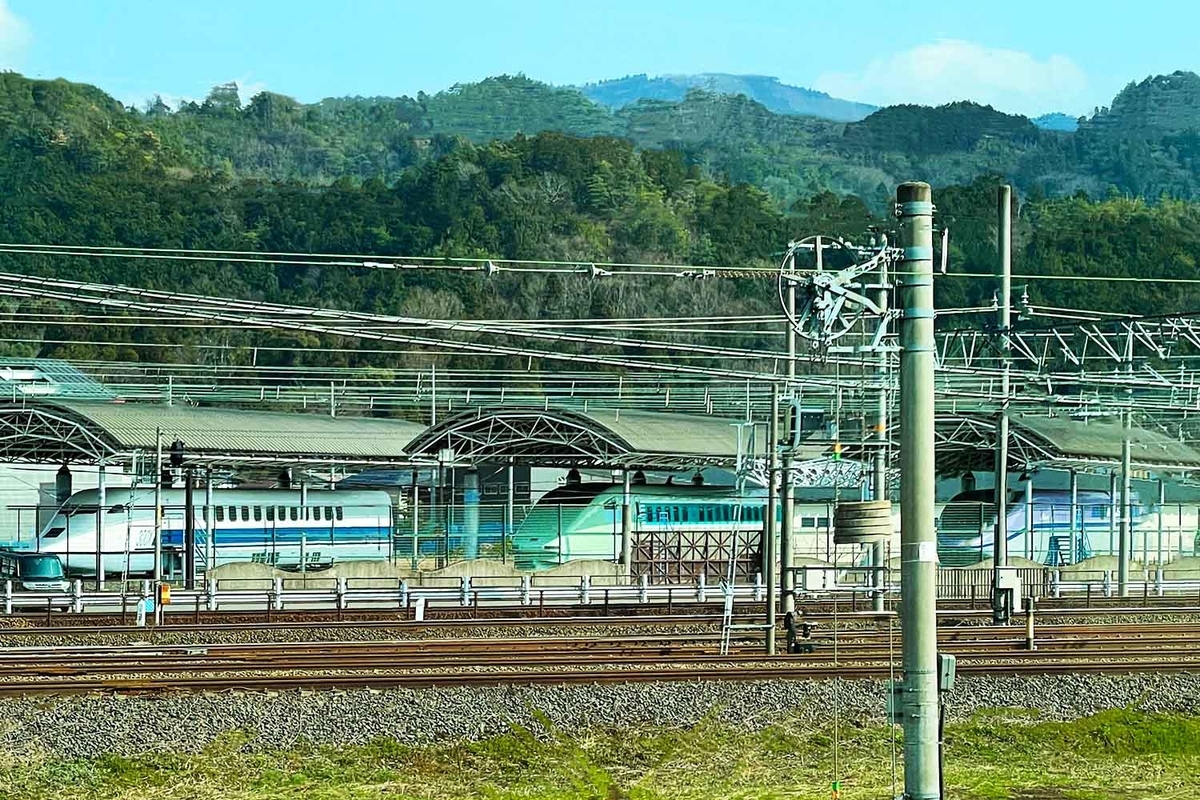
[96,462,106,590]
[1069,469,1079,564]
[205,468,215,577]
[993,185,1012,620]
[1024,477,1034,562]
[1118,411,1132,596]
[463,468,480,560]
[1109,473,1117,556]
[153,427,163,586]
[184,468,195,590]
[505,460,515,564]
[410,470,420,570]
[620,470,633,574]
[1156,479,1165,566]
[764,389,779,655]
[898,181,940,800]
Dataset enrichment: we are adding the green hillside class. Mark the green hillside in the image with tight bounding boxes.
[0,70,1198,374]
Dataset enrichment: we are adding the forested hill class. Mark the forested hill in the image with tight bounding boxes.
[4,70,1200,206]
[0,69,1199,372]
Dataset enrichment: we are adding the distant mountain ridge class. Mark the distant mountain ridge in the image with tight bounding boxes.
[580,73,878,122]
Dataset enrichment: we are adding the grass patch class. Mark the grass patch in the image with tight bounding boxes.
[2,709,1198,799]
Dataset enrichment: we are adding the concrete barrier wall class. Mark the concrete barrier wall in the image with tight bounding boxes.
[206,558,623,591]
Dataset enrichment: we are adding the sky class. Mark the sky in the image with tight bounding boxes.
[0,0,1196,118]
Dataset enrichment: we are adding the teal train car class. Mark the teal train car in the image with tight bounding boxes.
[510,482,871,571]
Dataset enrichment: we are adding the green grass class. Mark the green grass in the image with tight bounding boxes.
[2,709,1199,799]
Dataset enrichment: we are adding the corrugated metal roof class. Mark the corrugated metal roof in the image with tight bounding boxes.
[1014,413,1200,468]
[44,400,424,460]
[577,409,743,457]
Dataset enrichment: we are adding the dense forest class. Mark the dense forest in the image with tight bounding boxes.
[0,69,1198,375]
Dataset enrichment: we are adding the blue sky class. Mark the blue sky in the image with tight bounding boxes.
[1,0,1195,117]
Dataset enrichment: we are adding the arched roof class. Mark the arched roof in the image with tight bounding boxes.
[933,412,1200,472]
[406,407,828,469]
[0,399,424,466]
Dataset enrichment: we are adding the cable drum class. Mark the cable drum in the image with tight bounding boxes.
[833,500,893,544]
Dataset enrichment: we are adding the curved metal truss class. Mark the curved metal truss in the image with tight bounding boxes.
[0,404,121,464]
[407,408,735,469]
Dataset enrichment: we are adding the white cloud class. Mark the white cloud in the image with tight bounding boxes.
[0,0,31,70]
[815,39,1089,117]
[232,78,268,105]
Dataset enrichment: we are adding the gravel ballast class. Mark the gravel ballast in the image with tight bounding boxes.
[2,672,1200,758]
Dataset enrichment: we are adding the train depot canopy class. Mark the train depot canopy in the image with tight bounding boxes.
[0,399,425,467]
[404,407,828,469]
[935,412,1200,473]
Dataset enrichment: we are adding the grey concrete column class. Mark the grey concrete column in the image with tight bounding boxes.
[897,181,940,800]
[993,185,1012,618]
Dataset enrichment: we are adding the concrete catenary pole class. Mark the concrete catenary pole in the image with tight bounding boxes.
[872,237,889,612]
[1118,411,1132,596]
[764,388,779,655]
[993,185,1012,620]
[897,181,941,800]
[781,266,797,615]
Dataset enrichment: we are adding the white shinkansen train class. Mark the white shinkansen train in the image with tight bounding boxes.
[35,488,394,576]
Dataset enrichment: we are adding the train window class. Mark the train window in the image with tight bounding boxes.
[802,517,816,528]
[241,506,250,521]
[670,506,680,523]
[289,507,299,521]
[325,506,334,521]
[253,506,262,521]
[277,506,286,520]
[266,506,275,522]
[818,517,829,528]
[1091,506,1108,519]
[215,506,225,522]
[335,506,344,521]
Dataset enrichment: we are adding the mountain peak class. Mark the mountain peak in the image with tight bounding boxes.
[579,73,877,122]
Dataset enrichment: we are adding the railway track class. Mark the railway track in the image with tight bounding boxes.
[0,621,1198,696]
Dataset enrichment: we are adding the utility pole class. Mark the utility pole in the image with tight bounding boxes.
[781,260,797,615]
[898,181,940,800]
[993,185,1012,622]
[764,388,779,655]
[872,236,889,612]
